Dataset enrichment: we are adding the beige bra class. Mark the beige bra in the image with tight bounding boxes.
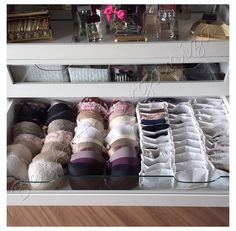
[109,115,136,129]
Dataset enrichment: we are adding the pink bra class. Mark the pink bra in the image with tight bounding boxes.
[77,97,108,117]
[109,101,135,122]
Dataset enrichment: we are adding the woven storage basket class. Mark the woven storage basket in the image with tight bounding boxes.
[9,65,70,82]
[68,66,109,83]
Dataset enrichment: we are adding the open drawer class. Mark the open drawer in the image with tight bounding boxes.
[7,97,229,206]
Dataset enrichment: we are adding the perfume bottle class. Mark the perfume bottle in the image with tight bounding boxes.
[142,5,158,34]
[157,9,176,40]
[85,15,102,42]
[76,6,92,36]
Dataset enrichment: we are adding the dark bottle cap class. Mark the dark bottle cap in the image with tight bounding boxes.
[86,14,100,23]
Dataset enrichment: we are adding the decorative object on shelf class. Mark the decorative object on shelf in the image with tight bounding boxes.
[156,8,177,40]
[114,34,147,42]
[117,5,145,34]
[7,10,52,42]
[142,5,158,34]
[74,5,92,40]
[102,5,127,32]
[190,20,229,40]
[68,66,109,82]
[115,24,142,35]
[85,14,103,42]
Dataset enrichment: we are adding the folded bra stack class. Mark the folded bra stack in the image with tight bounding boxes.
[7,101,47,183]
[28,101,76,190]
[137,98,226,189]
[105,100,140,189]
[68,97,108,189]
[168,101,214,188]
[136,101,174,187]
[191,98,229,173]
[68,98,140,189]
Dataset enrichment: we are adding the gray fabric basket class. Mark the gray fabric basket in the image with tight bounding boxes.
[10,65,70,82]
[68,66,109,83]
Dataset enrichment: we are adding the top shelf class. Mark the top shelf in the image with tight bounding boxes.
[7,11,229,65]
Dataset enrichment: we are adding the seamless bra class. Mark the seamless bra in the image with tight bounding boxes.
[73,124,104,144]
[109,115,136,129]
[105,125,138,146]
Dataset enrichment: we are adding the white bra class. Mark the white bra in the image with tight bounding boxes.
[73,124,104,144]
[171,126,199,135]
[168,104,192,114]
[141,128,169,137]
[174,139,204,149]
[109,115,136,129]
[77,118,104,132]
[169,115,195,124]
[142,141,172,150]
[140,133,171,145]
[105,125,138,146]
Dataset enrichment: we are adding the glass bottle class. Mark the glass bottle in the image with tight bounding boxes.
[157,9,176,40]
[85,15,102,42]
[76,6,92,37]
[142,5,158,34]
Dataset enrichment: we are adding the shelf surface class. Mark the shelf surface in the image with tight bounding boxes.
[7,175,229,206]
[7,13,229,64]
[7,80,229,98]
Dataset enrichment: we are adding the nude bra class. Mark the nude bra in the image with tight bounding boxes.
[44,130,73,146]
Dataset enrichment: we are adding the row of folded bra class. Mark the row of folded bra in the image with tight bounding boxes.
[191,98,229,172]
[7,98,141,190]
[136,98,229,189]
[8,101,77,190]
[68,98,140,189]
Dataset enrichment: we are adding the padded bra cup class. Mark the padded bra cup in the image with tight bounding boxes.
[141,133,170,144]
[109,115,136,129]
[77,118,104,131]
[105,125,137,145]
[73,124,104,143]
[168,104,192,113]
[142,123,169,132]
[137,102,168,110]
[169,115,195,124]
[47,103,75,124]
[171,126,199,135]
[174,139,203,149]
[142,130,169,139]
[141,118,167,125]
